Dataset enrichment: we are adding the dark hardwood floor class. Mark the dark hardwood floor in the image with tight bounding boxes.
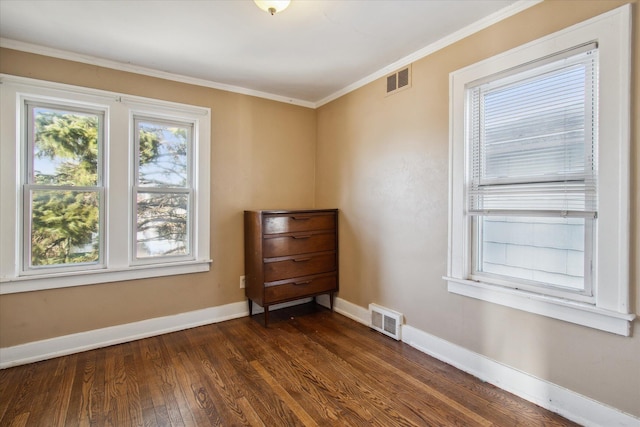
[0,303,580,426]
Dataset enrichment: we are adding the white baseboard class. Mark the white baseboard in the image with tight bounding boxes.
[317,294,370,325]
[0,297,317,369]
[0,301,252,369]
[335,298,639,427]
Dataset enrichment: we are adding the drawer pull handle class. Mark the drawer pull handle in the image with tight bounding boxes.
[293,281,311,286]
[291,235,311,239]
[292,257,312,262]
[292,216,311,221]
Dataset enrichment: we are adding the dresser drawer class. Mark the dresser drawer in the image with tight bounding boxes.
[264,252,336,282]
[263,213,335,235]
[263,232,335,257]
[265,274,337,302]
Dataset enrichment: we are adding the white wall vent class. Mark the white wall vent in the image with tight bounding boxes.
[385,65,412,96]
[369,303,403,340]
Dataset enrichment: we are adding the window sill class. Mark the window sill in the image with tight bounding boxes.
[444,277,635,336]
[0,260,212,295]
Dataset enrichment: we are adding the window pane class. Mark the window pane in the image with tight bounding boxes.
[31,107,100,186]
[136,192,189,258]
[476,216,585,291]
[137,121,190,187]
[468,47,598,215]
[481,64,589,181]
[30,189,100,267]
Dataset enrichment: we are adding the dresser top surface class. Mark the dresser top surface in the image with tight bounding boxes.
[245,209,338,215]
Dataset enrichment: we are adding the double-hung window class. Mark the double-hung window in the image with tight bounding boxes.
[445,5,634,335]
[133,117,193,261]
[468,44,597,301]
[25,102,105,271]
[0,76,211,294]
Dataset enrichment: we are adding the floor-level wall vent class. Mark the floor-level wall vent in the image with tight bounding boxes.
[369,303,403,340]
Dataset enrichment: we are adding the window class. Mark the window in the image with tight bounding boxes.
[468,44,597,302]
[133,117,193,261]
[445,5,634,335]
[0,76,211,294]
[25,102,105,272]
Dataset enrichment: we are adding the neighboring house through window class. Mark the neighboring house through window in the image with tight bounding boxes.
[467,43,597,302]
[445,5,634,335]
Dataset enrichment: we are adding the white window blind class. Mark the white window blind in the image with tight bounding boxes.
[467,43,598,218]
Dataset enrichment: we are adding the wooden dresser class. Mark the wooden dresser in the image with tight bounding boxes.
[244,209,339,326]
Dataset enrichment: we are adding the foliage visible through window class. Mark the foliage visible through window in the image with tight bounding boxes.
[134,118,192,259]
[1,77,211,293]
[26,104,103,268]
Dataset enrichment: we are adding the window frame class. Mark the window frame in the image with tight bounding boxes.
[0,75,211,295]
[23,100,107,274]
[466,46,598,302]
[445,5,634,336]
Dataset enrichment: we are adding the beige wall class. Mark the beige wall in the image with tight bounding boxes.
[316,0,640,417]
[0,49,317,345]
[1,0,638,418]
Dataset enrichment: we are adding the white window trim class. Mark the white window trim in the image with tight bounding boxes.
[0,75,211,295]
[444,5,634,336]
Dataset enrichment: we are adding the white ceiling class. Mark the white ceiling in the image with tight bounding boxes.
[0,0,529,107]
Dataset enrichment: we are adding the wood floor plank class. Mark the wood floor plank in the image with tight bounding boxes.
[250,359,319,427]
[225,317,392,426]
[89,345,107,426]
[296,316,491,426]
[193,323,266,420]
[213,323,312,426]
[1,361,45,425]
[259,323,420,426]
[188,335,254,424]
[171,351,219,427]
[141,336,188,427]
[0,362,22,420]
[0,303,581,427]
[130,339,163,427]
[226,323,345,424]
[6,411,30,427]
[46,355,77,426]
[288,314,488,426]
[235,396,266,427]
[62,350,93,426]
[277,316,479,426]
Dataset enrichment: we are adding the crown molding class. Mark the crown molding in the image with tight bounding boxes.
[0,38,316,109]
[315,0,543,107]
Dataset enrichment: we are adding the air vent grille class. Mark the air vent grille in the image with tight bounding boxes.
[369,303,403,340]
[397,68,409,88]
[385,65,412,95]
[387,74,397,93]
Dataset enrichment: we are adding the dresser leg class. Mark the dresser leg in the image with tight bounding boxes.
[264,306,269,327]
[248,299,253,316]
[330,292,334,311]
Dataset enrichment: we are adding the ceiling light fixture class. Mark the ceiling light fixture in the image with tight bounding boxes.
[254,0,290,15]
